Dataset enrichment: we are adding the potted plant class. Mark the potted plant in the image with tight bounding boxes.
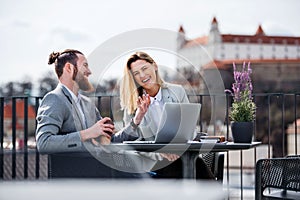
[227,62,256,143]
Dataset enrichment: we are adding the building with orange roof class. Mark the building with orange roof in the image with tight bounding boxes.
[3,99,36,141]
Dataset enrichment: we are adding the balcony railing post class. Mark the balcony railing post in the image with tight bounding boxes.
[12,97,16,179]
[34,97,40,179]
[97,96,102,115]
[281,94,285,156]
[24,97,28,179]
[225,92,230,140]
[240,150,243,200]
[0,97,4,179]
[267,95,271,158]
[199,95,203,132]
[294,94,299,155]
[109,96,114,121]
[212,95,216,136]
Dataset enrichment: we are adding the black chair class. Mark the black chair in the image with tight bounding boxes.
[48,151,147,179]
[255,157,300,200]
[151,152,224,180]
[200,152,224,181]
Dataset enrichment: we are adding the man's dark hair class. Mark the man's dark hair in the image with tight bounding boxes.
[48,49,83,78]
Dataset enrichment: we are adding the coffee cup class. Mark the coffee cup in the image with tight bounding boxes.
[99,119,114,145]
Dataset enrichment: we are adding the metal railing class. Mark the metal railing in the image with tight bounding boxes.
[0,93,299,198]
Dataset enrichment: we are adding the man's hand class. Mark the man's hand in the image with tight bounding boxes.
[80,117,114,142]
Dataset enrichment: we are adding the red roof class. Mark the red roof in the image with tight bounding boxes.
[4,100,36,119]
[181,20,300,47]
[184,36,208,47]
[203,60,228,70]
[203,58,300,70]
[211,17,218,24]
[255,25,265,36]
[184,32,300,47]
[221,33,300,45]
[178,25,185,33]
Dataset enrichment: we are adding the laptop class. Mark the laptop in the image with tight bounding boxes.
[124,103,201,144]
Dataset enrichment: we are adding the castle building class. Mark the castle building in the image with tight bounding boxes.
[176,17,300,93]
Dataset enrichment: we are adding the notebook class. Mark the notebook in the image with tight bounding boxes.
[123,103,201,144]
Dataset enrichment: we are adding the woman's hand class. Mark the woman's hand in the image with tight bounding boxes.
[160,153,180,162]
[133,94,150,125]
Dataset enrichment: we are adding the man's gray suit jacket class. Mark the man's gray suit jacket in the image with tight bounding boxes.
[36,84,138,153]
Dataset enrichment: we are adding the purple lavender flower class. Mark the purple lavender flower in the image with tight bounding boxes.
[232,62,253,102]
[227,62,256,122]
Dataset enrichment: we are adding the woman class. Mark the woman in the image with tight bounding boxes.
[120,51,188,142]
[119,51,214,178]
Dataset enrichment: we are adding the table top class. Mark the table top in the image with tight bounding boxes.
[110,141,261,153]
[36,141,261,156]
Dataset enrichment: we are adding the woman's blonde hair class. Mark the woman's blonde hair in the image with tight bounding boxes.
[120,51,164,115]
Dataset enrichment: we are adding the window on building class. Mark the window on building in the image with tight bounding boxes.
[260,54,263,59]
[285,46,288,52]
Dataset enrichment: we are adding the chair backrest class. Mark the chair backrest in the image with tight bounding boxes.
[48,151,146,179]
[255,157,300,200]
[200,152,224,181]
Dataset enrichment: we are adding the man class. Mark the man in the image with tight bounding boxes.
[36,49,144,154]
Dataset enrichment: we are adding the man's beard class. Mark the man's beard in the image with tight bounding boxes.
[76,73,94,92]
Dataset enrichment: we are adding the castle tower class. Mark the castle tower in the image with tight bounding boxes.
[177,25,186,50]
[208,17,222,44]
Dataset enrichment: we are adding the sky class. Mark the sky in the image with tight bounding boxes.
[1,0,300,87]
